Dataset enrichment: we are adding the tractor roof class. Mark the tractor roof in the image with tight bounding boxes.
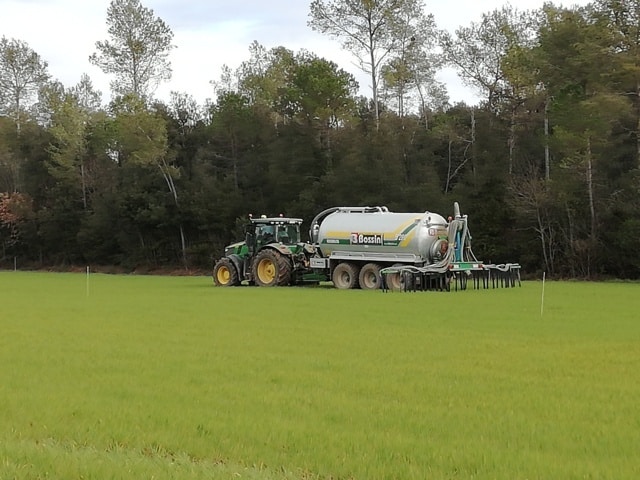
[250,217,303,225]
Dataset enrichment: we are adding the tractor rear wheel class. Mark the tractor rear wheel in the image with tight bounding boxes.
[213,258,240,286]
[332,262,360,289]
[252,249,292,287]
[359,263,382,290]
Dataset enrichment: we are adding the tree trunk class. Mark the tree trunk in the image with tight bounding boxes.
[369,43,379,129]
[509,107,516,175]
[178,224,187,269]
[586,137,596,241]
[470,108,477,185]
[636,82,640,169]
[80,162,87,210]
[566,204,576,278]
[536,207,550,275]
[415,84,428,130]
[159,160,188,269]
[14,93,22,136]
[544,96,550,181]
[445,139,453,193]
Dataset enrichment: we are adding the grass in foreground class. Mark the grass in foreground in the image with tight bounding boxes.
[1,272,639,479]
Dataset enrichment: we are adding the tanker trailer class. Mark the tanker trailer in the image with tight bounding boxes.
[308,206,452,290]
[307,203,521,291]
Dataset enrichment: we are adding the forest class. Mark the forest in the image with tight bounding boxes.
[1,0,639,279]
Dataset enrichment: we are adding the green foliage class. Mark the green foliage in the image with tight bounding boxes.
[2,273,640,479]
[110,94,169,166]
[0,36,50,128]
[309,0,437,123]
[89,0,174,99]
[279,54,358,126]
[0,2,640,279]
[440,5,538,111]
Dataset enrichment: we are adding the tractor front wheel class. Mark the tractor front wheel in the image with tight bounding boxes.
[213,258,240,286]
[252,249,292,287]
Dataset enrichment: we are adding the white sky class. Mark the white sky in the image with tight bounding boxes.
[1,0,591,106]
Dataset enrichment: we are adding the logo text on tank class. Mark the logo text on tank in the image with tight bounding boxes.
[350,233,383,245]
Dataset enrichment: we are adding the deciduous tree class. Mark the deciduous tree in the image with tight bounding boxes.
[440,5,537,112]
[90,0,174,100]
[0,36,50,133]
[309,0,430,126]
[378,0,443,119]
[594,0,640,168]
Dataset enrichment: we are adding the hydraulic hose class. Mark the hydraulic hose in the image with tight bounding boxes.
[308,207,340,245]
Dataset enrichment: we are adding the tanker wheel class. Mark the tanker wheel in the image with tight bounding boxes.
[401,271,415,291]
[252,249,292,287]
[385,263,406,291]
[332,262,360,289]
[359,263,382,290]
[213,258,240,286]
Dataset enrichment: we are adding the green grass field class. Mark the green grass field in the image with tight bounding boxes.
[1,271,639,479]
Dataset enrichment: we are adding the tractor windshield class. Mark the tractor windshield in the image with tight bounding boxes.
[277,224,300,244]
[256,225,275,244]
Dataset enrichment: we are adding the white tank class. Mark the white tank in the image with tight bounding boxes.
[315,207,450,265]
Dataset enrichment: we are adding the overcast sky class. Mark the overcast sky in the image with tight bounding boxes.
[2,0,591,106]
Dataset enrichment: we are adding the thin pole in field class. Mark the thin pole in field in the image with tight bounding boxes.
[14,256,17,271]
[86,266,90,298]
[540,271,546,317]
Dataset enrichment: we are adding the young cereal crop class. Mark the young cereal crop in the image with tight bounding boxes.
[0,271,639,479]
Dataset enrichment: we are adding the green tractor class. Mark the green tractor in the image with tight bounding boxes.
[213,216,319,287]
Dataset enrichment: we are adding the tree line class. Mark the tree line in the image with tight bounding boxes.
[1,0,639,279]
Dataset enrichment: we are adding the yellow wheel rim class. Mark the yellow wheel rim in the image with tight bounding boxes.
[216,266,230,284]
[257,258,276,283]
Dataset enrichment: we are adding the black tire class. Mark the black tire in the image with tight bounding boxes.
[400,270,415,291]
[359,263,382,290]
[213,257,240,286]
[332,262,360,289]
[385,263,406,291]
[252,249,292,287]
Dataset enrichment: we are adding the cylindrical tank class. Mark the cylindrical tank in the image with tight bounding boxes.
[315,208,450,264]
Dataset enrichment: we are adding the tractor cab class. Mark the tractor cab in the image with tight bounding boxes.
[247,216,303,252]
